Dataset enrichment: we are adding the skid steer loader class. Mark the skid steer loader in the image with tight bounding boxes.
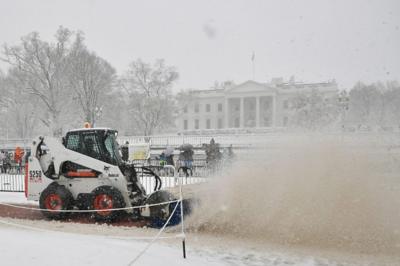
[25,126,184,225]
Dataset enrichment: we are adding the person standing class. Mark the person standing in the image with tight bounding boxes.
[164,146,175,166]
[14,146,24,173]
[158,151,167,166]
[205,138,222,170]
[178,144,194,177]
[0,151,5,173]
[183,148,193,169]
[121,141,129,162]
[3,151,11,173]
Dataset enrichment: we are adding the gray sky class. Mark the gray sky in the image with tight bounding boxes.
[0,0,399,90]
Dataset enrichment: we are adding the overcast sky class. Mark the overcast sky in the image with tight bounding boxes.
[0,0,399,90]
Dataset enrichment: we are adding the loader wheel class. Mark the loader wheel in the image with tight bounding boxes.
[39,183,73,220]
[91,186,125,222]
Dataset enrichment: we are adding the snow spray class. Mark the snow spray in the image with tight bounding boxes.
[186,134,400,255]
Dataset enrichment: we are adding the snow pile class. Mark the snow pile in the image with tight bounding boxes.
[186,136,400,256]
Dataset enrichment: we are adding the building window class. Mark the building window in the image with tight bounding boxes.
[206,104,211,112]
[183,120,188,130]
[183,106,188,113]
[218,103,223,112]
[283,100,289,109]
[195,119,199,129]
[218,118,223,129]
[194,103,199,113]
[206,119,211,129]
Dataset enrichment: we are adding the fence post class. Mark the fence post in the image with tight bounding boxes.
[178,166,186,258]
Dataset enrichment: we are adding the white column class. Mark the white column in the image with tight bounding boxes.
[272,95,276,127]
[240,97,244,128]
[225,98,229,128]
[255,96,260,128]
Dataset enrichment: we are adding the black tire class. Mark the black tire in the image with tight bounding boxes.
[91,186,125,222]
[39,183,73,220]
[75,193,94,211]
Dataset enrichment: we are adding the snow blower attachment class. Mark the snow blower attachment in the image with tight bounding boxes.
[25,127,186,227]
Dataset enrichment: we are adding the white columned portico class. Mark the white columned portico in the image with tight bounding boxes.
[239,97,244,128]
[255,96,260,128]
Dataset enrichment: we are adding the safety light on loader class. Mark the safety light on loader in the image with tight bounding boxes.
[84,122,91,128]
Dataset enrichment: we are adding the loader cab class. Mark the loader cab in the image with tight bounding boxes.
[64,128,122,166]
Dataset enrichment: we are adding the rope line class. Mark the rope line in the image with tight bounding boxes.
[127,199,180,266]
[0,216,182,241]
[0,199,179,213]
[110,235,182,241]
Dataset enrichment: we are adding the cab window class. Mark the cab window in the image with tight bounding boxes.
[66,133,81,152]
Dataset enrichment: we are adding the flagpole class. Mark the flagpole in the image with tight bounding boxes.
[252,60,255,80]
[251,51,255,81]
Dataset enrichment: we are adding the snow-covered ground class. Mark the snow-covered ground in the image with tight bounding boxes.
[0,192,399,266]
[0,225,219,266]
[0,191,37,204]
[0,192,224,266]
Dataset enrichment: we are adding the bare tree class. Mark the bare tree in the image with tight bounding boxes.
[2,68,42,138]
[348,82,381,125]
[98,89,128,132]
[380,81,400,127]
[122,59,178,135]
[2,26,74,135]
[0,71,9,138]
[66,34,115,126]
[0,70,13,109]
[290,90,339,130]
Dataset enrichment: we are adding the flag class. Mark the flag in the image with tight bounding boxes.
[251,51,255,61]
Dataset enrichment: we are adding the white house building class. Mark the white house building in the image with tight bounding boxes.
[177,79,338,132]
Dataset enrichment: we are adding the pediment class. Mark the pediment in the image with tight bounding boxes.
[226,81,276,94]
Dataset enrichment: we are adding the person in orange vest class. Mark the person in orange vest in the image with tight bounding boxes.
[14,146,24,173]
